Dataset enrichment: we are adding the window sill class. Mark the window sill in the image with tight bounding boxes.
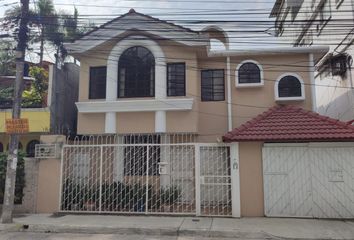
[275,96,305,101]
[76,98,194,113]
[236,82,264,88]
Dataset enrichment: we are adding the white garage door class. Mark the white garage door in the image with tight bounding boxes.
[263,143,354,218]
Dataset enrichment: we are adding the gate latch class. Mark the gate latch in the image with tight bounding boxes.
[158,162,168,175]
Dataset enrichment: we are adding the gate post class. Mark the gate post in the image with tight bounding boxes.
[99,145,103,213]
[230,143,241,217]
[194,144,201,216]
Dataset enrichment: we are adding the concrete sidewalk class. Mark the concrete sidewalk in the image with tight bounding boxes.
[1,214,354,239]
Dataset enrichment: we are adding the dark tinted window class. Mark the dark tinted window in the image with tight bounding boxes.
[0,142,3,152]
[238,62,261,84]
[118,46,155,98]
[278,75,302,97]
[26,140,40,157]
[201,70,225,101]
[167,63,186,96]
[89,66,107,99]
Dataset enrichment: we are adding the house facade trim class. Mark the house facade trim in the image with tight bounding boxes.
[76,98,194,113]
[105,35,168,133]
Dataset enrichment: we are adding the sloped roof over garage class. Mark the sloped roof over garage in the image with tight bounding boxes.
[223,105,354,142]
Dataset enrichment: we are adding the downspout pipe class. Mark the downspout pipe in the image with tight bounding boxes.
[227,56,232,131]
[309,53,317,111]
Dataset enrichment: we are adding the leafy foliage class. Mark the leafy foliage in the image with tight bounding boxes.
[0,87,14,101]
[1,1,95,63]
[0,152,26,204]
[29,66,48,93]
[0,41,16,76]
[22,86,43,108]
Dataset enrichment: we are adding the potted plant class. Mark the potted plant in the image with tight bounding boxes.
[160,186,181,213]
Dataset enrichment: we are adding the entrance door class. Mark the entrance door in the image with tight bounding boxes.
[199,145,233,216]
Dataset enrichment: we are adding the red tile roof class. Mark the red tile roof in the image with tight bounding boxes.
[223,105,354,142]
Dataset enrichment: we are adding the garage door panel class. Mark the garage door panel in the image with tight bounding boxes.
[263,144,354,219]
[264,174,291,216]
[263,147,311,217]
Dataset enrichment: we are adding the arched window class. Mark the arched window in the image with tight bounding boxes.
[26,140,40,157]
[236,60,263,87]
[118,46,155,98]
[0,142,3,153]
[275,74,305,100]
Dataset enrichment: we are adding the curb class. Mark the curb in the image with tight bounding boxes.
[1,223,353,240]
[0,224,305,239]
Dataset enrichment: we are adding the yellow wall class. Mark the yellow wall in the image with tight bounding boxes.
[0,109,50,133]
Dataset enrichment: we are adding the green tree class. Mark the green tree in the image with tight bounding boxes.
[2,3,95,65]
[0,41,16,76]
[35,0,56,64]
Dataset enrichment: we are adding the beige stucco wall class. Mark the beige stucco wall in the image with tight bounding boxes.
[36,135,65,213]
[239,142,264,217]
[230,54,313,129]
[75,33,313,141]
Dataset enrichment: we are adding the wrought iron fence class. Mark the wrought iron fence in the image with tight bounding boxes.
[60,134,232,216]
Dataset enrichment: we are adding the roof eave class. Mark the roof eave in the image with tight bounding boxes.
[223,137,354,143]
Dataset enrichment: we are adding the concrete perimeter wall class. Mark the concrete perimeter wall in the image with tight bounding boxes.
[35,135,65,213]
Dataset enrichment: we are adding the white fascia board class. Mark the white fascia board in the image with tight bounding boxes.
[208,46,329,58]
[76,98,194,113]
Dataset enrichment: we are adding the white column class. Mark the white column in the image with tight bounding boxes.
[155,111,166,133]
[105,112,116,133]
[230,143,241,218]
[105,59,118,133]
[155,59,167,133]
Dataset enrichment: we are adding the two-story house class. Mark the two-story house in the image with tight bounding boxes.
[270,0,354,122]
[51,9,354,219]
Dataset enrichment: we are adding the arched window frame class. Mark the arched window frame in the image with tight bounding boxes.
[118,46,156,98]
[275,73,305,101]
[26,140,40,157]
[236,60,264,88]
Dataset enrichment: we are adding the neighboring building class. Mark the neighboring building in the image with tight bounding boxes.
[0,61,79,157]
[270,0,354,121]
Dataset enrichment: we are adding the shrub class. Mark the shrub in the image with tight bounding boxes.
[0,152,26,204]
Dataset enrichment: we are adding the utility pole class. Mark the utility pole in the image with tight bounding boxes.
[1,0,29,224]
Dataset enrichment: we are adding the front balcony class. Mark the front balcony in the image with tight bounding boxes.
[76,98,194,113]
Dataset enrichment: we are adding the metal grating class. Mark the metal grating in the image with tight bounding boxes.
[59,137,232,217]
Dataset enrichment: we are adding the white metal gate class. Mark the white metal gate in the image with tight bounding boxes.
[59,141,233,217]
[263,143,354,218]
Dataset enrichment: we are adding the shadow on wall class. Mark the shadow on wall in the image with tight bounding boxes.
[317,89,354,121]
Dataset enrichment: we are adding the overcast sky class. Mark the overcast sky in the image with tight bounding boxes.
[0,0,280,62]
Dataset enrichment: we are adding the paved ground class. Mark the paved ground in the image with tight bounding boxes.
[1,214,354,239]
[0,232,242,240]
